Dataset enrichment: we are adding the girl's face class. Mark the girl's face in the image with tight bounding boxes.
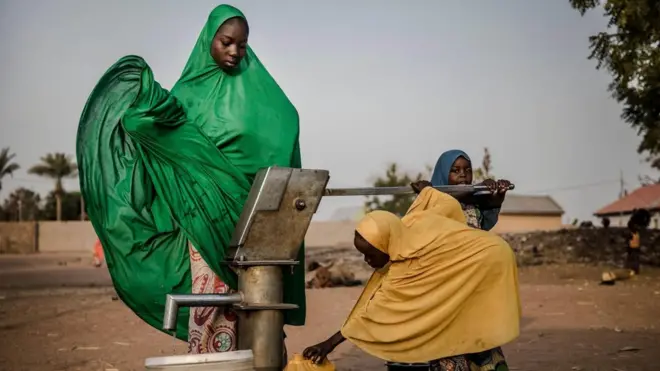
[211,17,249,71]
[448,156,473,185]
[354,232,389,269]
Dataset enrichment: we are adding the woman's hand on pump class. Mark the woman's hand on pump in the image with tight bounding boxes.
[496,179,511,193]
[481,179,511,195]
[477,178,511,209]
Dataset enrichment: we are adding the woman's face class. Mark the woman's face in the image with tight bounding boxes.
[354,232,389,269]
[448,156,473,185]
[211,17,248,70]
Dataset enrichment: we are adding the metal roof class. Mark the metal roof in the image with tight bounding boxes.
[499,194,564,216]
[595,183,660,216]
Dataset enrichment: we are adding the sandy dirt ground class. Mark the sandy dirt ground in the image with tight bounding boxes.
[1,254,659,371]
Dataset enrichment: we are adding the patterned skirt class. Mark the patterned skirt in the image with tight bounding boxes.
[388,348,508,371]
[187,242,288,367]
[430,348,508,371]
[187,242,238,353]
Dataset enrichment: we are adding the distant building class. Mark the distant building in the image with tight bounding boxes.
[491,194,564,233]
[327,194,565,233]
[329,206,367,222]
[594,183,660,229]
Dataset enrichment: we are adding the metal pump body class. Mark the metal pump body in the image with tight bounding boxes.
[164,167,329,371]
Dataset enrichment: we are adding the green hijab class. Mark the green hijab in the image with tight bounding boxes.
[172,5,301,178]
[77,5,305,342]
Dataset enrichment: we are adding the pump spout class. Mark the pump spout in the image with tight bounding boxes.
[162,293,243,331]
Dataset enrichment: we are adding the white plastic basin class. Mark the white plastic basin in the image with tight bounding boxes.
[145,350,254,371]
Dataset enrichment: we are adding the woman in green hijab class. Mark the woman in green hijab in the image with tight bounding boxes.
[77,4,304,355]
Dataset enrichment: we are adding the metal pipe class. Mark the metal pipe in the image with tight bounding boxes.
[162,293,243,331]
[237,266,284,371]
[323,184,514,197]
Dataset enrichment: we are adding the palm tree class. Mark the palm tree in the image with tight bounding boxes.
[28,153,78,221]
[3,188,42,221]
[0,147,20,191]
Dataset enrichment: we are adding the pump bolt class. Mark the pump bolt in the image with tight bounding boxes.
[294,199,306,211]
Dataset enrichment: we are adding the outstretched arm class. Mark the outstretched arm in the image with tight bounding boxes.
[77,55,192,340]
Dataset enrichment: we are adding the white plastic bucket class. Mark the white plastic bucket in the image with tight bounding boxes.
[145,350,254,371]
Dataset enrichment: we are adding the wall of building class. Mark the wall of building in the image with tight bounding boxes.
[491,214,563,234]
[507,227,660,266]
[648,213,659,229]
[0,215,567,254]
[605,215,630,228]
[0,222,37,254]
[37,221,98,253]
[304,216,564,248]
[598,212,660,229]
[0,221,363,253]
[305,221,355,248]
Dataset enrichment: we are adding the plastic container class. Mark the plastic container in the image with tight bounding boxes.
[284,354,335,371]
[145,350,254,371]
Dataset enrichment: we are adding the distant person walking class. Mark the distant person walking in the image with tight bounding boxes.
[626,223,641,274]
[625,209,650,274]
[92,239,104,268]
[602,217,611,229]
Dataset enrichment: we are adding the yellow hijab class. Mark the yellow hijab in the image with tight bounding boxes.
[341,188,521,363]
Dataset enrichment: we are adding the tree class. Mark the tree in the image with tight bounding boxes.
[42,190,83,221]
[570,1,660,168]
[0,188,41,221]
[473,147,495,183]
[638,174,658,186]
[364,163,431,216]
[28,153,78,221]
[0,147,20,191]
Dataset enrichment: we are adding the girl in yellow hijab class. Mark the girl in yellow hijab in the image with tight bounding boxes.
[303,181,521,370]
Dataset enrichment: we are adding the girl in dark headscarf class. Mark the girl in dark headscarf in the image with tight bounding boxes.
[428,149,512,370]
[431,150,510,231]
